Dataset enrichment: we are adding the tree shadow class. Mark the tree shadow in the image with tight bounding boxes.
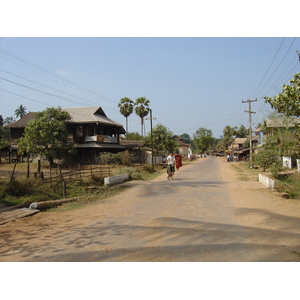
[1,210,300,262]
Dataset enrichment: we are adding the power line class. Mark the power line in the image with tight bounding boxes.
[0,68,99,107]
[254,37,297,97]
[247,38,285,99]
[0,88,50,107]
[0,49,119,105]
[242,99,257,168]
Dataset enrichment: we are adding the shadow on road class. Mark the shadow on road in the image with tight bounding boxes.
[1,208,300,262]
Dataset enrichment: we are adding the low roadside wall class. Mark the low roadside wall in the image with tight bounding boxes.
[259,174,275,189]
[104,174,129,186]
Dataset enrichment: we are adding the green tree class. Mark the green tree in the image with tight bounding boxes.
[193,127,214,155]
[118,97,134,134]
[125,132,144,140]
[235,124,249,138]
[223,125,236,148]
[4,116,15,125]
[254,149,281,172]
[0,115,8,148]
[146,124,177,155]
[135,97,150,137]
[264,73,300,117]
[15,104,27,119]
[262,112,300,159]
[18,107,75,165]
[180,133,191,144]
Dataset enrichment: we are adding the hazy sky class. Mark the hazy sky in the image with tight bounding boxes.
[1,37,299,138]
[1,1,300,139]
[1,1,300,297]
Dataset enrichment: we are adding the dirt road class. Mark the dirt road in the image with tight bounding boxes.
[1,157,300,262]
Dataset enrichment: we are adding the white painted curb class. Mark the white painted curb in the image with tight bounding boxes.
[259,174,275,189]
[104,174,129,185]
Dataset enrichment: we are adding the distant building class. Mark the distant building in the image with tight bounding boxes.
[3,106,126,163]
[174,135,192,156]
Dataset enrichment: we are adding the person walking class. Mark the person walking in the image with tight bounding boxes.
[166,152,175,180]
[175,153,182,171]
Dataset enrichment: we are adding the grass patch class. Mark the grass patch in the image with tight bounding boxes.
[47,185,130,212]
[291,250,300,257]
[230,164,251,181]
[0,163,164,208]
[273,172,300,199]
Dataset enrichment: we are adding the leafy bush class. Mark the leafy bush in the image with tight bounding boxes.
[254,149,281,172]
[115,166,142,180]
[0,179,60,206]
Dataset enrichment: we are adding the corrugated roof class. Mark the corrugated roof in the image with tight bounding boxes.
[233,138,247,144]
[62,106,124,127]
[4,107,125,133]
[120,140,145,148]
[4,112,36,128]
[265,118,300,127]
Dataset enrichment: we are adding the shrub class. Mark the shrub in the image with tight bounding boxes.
[254,149,281,172]
[115,166,142,180]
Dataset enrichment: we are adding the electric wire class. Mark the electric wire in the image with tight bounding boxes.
[247,38,285,99]
[254,37,297,97]
[0,49,119,105]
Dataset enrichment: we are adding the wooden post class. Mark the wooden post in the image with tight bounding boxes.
[49,165,52,187]
[27,162,30,179]
[58,164,63,180]
[10,163,17,182]
[62,181,67,199]
[78,163,81,180]
[37,159,41,175]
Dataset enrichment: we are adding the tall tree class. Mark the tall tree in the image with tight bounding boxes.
[118,97,134,134]
[264,73,300,117]
[15,104,27,119]
[180,133,191,144]
[193,127,214,155]
[135,97,150,137]
[146,124,178,155]
[221,125,236,149]
[18,107,75,165]
[235,124,249,138]
[4,116,15,125]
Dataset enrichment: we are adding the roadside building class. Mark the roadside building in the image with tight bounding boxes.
[3,106,126,163]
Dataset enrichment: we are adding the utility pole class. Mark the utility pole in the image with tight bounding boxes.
[242,99,257,168]
[146,109,156,170]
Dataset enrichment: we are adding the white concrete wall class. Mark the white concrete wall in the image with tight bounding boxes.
[104,174,129,185]
[259,174,275,189]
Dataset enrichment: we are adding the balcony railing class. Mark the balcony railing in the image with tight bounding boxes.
[84,135,118,143]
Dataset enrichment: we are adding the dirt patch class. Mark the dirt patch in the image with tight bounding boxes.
[1,158,300,262]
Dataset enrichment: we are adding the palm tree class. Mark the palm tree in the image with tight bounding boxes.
[118,97,134,135]
[135,97,150,137]
[15,104,27,119]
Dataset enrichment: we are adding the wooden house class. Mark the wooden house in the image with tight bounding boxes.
[3,106,126,163]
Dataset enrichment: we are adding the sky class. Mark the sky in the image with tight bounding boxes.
[1,1,300,296]
[1,36,299,139]
[1,1,300,140]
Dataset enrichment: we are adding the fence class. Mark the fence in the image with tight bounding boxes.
[0,162,114,184]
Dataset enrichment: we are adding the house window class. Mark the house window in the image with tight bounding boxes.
[88,126,94,136]
[76,126,83,137]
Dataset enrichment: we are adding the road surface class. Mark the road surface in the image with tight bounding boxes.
[1,157,300,261]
